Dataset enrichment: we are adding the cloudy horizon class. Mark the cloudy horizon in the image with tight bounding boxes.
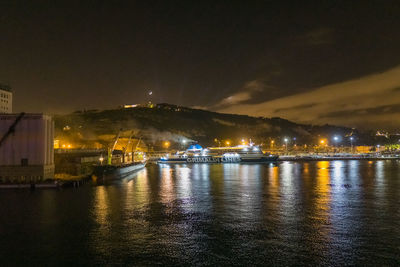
[215,65,400,130]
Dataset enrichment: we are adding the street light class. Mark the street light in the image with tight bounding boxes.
[333,136,340,153]
[226,140,231,146]
[350,137,354,153]
[180,139,187,150]
[163,141,170,149]
[320,139,327,153]
[284,138,288,154]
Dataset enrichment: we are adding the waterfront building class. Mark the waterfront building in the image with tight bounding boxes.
[0,84,12,113]
[0,114,54,183]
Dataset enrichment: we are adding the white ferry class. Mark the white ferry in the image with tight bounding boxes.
[158,144,278,164]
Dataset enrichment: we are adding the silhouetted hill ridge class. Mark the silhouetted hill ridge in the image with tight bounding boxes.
[54,103,373,146]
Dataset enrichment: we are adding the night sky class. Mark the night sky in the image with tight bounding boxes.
[1,1,400,129]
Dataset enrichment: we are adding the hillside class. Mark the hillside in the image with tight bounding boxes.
[54,103,374,149]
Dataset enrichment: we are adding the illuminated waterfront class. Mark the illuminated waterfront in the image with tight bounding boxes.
[0,161,399,265]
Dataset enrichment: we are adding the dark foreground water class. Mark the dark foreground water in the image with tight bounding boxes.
[1,161,400,266]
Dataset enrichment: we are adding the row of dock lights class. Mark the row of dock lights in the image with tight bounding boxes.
[281,135,354,145]
[162,135,356,150]
[61,144,72,148]
[163,139,190,149]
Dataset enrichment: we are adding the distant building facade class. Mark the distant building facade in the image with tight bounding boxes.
[0,84,12,113]
[0,114,54,183]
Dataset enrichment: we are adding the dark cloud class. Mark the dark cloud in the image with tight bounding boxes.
[273,103,318,113]
[219,66,400,130]
[320,104,400,119]
[296,27,335,46]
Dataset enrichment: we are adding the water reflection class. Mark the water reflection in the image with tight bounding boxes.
[133,168,150,205]
[160,165,175,204]
[175,165,192,199]
[94,186,110,227]
[315,161,331,214]
[375,161,385,198]
[31,161,400,265]
[314,161,331,238]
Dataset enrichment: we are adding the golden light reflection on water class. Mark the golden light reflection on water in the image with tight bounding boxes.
[160,165,175,204]
[314,161,331,240]
[316,161,331,212]
[269,164,279,188]
[266,164,280,216]
[302,162,311,189]
[82,162,400,265]
[94,186,110,228]
[133,168,150,205]
[125,168,148,208]
[303,163,309,174]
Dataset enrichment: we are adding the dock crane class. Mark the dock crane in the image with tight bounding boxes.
[133,137,143,162]
[123,131,135,163]
[107,129,122,165]
[0,112,25,148]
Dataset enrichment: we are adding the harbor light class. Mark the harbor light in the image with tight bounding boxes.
[225,140,231,146]
[163,141,170,149]
[284,138,289,153]
[319,139,328,147]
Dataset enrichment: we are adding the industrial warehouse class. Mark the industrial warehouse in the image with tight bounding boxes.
[0,113,54,184]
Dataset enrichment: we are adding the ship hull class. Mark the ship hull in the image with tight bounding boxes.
[93,162,146,180]
[158,156,279,164]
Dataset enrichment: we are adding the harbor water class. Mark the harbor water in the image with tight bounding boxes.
[0,161,399,266]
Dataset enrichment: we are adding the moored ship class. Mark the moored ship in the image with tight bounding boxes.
[158,144,278,164]
[92,130,147,181]
[92,160,146,181]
